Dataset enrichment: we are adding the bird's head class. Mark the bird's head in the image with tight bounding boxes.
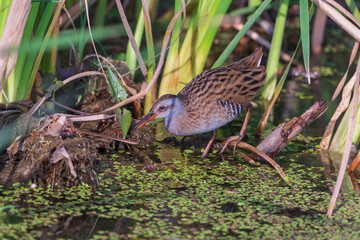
[132,94,182,131]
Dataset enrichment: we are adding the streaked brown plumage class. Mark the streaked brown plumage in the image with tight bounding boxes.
[133,47,266,158]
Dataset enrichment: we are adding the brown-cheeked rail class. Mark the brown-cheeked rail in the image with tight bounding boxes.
[132,47,266,159]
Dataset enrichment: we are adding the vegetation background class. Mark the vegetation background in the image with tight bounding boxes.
[0,0,360,238]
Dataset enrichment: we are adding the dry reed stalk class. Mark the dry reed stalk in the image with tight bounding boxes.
[311,0,360,42]
[0,0,31,95]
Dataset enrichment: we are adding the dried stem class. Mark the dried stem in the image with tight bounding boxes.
[27,71,104,115]
[115,0,148,77]
[327,55,360,216]
[311,0,360,42]
[98,5,186,114]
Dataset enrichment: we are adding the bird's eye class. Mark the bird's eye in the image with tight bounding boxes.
[159,105,166,111]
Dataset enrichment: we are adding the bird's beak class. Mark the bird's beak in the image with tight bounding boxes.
[132,112,157,131]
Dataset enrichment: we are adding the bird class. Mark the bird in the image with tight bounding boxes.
[132,47,266,159]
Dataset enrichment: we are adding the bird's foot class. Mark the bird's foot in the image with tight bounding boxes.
[196,149,225,165]
[194,151,210,163]
[220,132,247,157]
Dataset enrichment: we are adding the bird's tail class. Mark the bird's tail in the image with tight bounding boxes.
[229,47,263,70]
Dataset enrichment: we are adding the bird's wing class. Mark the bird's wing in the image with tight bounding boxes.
[178,65,266,108]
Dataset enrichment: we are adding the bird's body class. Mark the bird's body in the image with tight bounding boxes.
[133,48,266,157]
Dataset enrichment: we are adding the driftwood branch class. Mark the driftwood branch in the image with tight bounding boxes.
[234,141,293,187]
[253,99,327,159]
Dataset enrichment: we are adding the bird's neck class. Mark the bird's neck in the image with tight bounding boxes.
[163,98,191,136]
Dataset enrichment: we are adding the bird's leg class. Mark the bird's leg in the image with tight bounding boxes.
[220,103,253,156]
[201,129,217,159]
[232,103,253,156]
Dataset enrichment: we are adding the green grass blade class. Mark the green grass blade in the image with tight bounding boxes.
[345,0,360,21]
[125,8,144,71]
[8,2,40,101]
[41,3,62,75]
[230,1,299,16]
[248,0,261,8]
[300,0,310,84]
[77,1,87,62]
[95,0,108,27]
[158,0,182,97]
[212,0,272,68]
[16,2,57,100]
[275,43,300,95]
[255,41,300,135]
[176,18,195,92]
[142,0,157,114]
[118,108,132,139]
[261,0,290,101]
[247,0,261,19]
[10,25,126,56]
[0,0,11,39]
[108,65,132,138]
[107,66,128,101]
[195,0,232,74]
[117,0,147,77]
[175,0,228,93]
[352,102,360,144]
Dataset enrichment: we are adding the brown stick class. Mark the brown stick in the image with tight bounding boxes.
[76,128,138,145]
[227,141,293,187]
[253,100,327,159]
[348,152,360,172]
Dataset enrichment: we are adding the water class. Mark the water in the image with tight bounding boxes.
[2,55,359,239]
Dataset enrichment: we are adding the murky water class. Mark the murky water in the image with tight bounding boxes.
[2,56,360,239]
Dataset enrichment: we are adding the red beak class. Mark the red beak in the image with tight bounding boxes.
[132,112,157,131]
